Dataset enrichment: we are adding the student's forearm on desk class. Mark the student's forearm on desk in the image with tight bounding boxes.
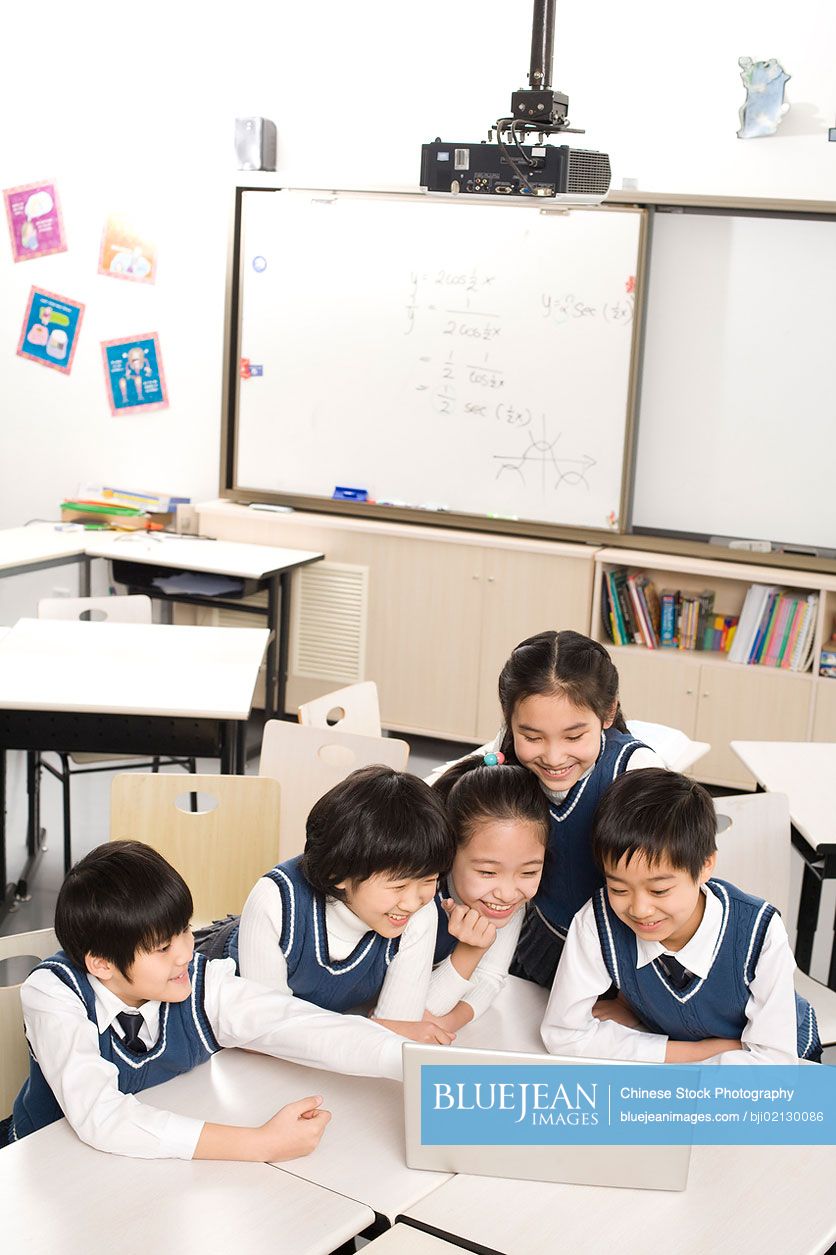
[194,1096,330,1162]
[665,1038,742,1063]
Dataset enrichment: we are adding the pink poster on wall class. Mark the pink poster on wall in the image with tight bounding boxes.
[3,179,67,261]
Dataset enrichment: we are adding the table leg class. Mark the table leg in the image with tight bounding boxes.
[264,576,279,720]
[0,750,12,922]
[794,858,822,976]
[235,720,248,774]
[220,722,236,775]
[276,571,292,719]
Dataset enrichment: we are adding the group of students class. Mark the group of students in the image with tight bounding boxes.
[1,629,822,1164]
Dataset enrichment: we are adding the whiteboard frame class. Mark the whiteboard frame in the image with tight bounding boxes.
[218,185,836,574]
[219,185,649,546]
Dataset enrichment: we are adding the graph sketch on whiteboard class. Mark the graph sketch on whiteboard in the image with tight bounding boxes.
[493,416,596,494]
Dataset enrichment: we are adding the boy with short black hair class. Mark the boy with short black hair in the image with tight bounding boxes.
[200,766,457,1042]
[541,768,821,1064]
[3,840,409,1158]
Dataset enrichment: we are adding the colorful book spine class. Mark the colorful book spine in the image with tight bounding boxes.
[607,571,626,645]
[781,599,807,670]
[660,592,678,647]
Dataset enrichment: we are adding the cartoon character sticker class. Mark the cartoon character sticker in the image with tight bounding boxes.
[98,213,157,283]
[17,287,85,374]
[737,57,791,138]
[3,180,67,261]
[101,334,169,415]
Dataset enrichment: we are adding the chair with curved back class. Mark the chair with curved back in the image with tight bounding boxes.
[258,720,409,859]
[297,681,382,737]
[714,790,836,1049]
[110,773,281,927]
[37,595,196,874]
[0,927,58,1118]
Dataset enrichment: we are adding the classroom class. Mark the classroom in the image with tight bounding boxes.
[1,2,836,1253]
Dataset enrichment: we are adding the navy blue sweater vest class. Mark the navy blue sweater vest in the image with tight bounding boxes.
[225,855,402,1012]
[10,951,221,1142]
[433,879,458,964]
[535,727,647,936]
[592,878,820,1059]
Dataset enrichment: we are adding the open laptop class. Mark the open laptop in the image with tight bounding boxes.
[403,1043,692,1191]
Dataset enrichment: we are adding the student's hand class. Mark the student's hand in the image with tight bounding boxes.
[591,992,643,1028]
[442,900,497,951]
[259,1095,331,1161]
[372,1017,455,1045]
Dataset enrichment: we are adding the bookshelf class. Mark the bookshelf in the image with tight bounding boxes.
[592,549,836,787]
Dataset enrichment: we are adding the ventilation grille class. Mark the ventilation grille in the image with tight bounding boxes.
[566,149,611,195]
[291,562,369,682]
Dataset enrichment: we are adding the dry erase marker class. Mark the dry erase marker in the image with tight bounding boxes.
[488,512,519,521]
[249,503,295,513]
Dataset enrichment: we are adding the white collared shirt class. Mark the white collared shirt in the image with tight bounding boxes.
[541,885,801,1064]
[425,879,523,1021]
[237,882,437,1020]
[20,956,403,1159]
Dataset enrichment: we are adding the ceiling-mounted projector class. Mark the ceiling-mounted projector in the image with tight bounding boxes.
[420,0,611,203]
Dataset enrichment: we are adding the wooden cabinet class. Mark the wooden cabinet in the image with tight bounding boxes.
[812,678,836,741]
[591,548,833,787]
[195,502,595,742]
[193,505,836,779]
[694,664,812,786]
[608,647,701,736]
[474,544,594,740]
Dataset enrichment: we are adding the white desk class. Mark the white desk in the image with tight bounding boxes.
[144,1048,452,1226]
[0,524,324,721]
[0,525,88,575]
[400,1144,836,1255]
[144,977,548,1227]
[0,1117,374,1255]
[0,618,268,919]
[83,531,323,719]
[731,741,836,985]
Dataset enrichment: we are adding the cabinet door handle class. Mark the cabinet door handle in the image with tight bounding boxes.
[702,692,710,699]
[487,576,495,583]
[472,574,480,581]
[685,688,694,696]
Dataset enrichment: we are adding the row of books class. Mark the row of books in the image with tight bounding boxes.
[601,571,739,653]
[601,569,661,648]
[727,586,818,671]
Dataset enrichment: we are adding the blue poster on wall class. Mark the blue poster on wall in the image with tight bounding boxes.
[101,332,169,415]
[17,286,85,374]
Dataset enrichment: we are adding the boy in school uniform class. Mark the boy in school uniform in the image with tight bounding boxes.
[2,841,409,1159]
[541,768,821,1064]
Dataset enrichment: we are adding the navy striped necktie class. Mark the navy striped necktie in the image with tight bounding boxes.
[657,954,695,991]
[116,1010,147,1054]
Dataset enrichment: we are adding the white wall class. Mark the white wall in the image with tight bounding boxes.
[1,0,835,554]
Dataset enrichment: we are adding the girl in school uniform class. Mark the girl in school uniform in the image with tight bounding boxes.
[431,630,664,988]
[424,757,550,1032]
[197,765,456,1043]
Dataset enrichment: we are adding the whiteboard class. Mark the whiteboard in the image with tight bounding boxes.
[233,191,643,531]
[632,210,836,552]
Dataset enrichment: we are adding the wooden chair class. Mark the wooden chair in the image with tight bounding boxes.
[714,791,836,1048]
[37,595,196,874]
[110,774,281,926]
[626,719,710,774]
[297,680,382,737]
[0,928,58,1117]
[258,720,410,859]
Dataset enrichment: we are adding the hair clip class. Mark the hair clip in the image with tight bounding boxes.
[482,751,506,766]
